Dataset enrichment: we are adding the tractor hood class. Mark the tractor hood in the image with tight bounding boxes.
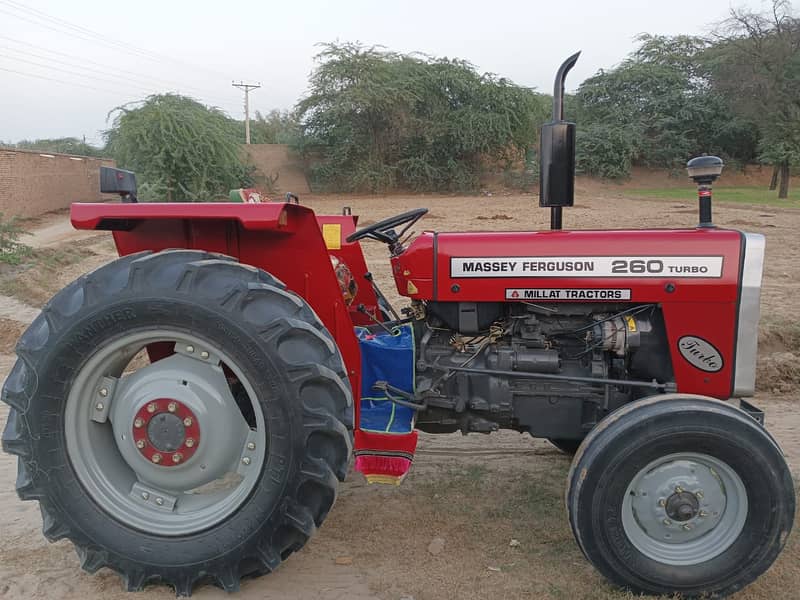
[393,228,744,304]
[392,227,764,399]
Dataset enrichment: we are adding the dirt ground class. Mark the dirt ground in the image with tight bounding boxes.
[1,188,799,600]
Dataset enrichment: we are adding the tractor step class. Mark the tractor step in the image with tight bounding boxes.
[739,399,765,426]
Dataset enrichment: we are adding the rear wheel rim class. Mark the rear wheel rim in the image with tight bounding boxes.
[621,452,748,566]
[65,328,266,536]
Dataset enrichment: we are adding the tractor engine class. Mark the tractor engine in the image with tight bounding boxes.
[413,301,673,438]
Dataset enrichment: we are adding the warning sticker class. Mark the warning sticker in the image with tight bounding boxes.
[505,288,632,300]
[322,223,342,250]
[451,256,723,278]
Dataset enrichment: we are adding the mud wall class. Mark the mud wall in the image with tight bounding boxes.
[243,144,310,195]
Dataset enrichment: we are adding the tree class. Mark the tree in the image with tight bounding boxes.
[105,94,252,201]
[7,137,104,157]
[574,34,754,178]
[709,1,800,198]
[295,42,547,192]
[248,110,300,145]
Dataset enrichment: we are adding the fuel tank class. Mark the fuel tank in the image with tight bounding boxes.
[392,228,761,400]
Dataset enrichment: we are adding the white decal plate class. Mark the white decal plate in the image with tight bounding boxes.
[450,256,724,278]
[677,336,724,372]
[505,288,632,300]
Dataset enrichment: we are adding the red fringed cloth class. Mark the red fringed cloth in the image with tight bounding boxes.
[354,429,418,485]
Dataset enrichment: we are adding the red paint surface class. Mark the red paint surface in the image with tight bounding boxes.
[395,228,743,399]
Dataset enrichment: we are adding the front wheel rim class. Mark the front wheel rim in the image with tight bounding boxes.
[621,452,748,566]
[64,328,267,536]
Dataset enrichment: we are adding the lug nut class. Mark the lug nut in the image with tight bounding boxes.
[247,442,256,451]
[699,510,708,517]
[200,351,209,359]
[696,491,703,499]
[136,440,145,449]
[186,345,194,353]
[155,497,164,506]
[241,457,251,466]
[658,499,666,507]
[662,519,672,526]
[141,491,149,500]
[147,402,157,413]
[185,438,195,448]
[675,486,684,493]
[99,388,108,397]
[152,453,162,464]
[134,417,144,428]
[183,417,193,427]
[167,402,177,413]
[172,453,183,463]
[682,524,692,531]
[95,402,104,411]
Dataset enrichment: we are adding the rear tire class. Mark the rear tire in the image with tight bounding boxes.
[1,250,353,595]
[566,394,794,598]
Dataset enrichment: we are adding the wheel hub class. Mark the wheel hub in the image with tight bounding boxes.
[109,351,253,493]
[132,398,200,465]
[665,491,700,522]
[64,319,266,534]
[622,452,748,566]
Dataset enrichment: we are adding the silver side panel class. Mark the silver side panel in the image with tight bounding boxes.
[733,233,765,397]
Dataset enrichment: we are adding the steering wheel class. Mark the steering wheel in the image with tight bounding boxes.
[346,208,429,245]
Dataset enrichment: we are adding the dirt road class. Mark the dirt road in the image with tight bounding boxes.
[0,190,798,600]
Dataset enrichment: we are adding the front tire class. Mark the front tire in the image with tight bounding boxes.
[1,250,353,595]
[566,394,794,598]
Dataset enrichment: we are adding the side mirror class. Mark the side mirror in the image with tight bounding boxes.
[100,166,138,203]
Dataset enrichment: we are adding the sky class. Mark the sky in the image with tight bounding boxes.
[0,0,788,145]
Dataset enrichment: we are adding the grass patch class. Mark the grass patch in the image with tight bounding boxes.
[332,455,800,599]
[624,186,800,207]
[0,214,32,265]
[408,460,668,598]
[0,245,96,306]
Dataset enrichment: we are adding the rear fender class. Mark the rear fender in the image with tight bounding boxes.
[72,201,363,411]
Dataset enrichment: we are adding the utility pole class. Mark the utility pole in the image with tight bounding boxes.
[232,81,261,144]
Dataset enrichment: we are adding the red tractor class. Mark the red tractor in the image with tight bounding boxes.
[2,56,794,598]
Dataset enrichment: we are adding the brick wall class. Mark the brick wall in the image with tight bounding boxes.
[0,148,116,218]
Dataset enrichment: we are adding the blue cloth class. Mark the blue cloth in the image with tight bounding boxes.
[356,324,415,434]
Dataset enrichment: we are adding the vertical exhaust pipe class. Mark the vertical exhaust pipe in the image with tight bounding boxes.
[539,52,580,230]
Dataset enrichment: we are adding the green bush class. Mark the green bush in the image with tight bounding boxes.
[575,124,635,179]
[106,94,251,202]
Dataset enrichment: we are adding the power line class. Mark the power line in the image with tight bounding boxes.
[0,0,231,80]
[0,65,143,97]
[0,6,166,64]
[0,0,224,75]
[0,34,236,103]
[0,45,170,92]
[1,54,173,97]
[0,40,236,106]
